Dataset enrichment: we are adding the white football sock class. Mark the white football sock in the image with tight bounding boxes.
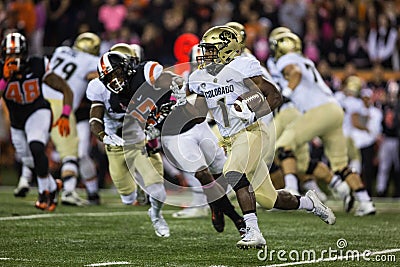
[243,213,260,232]
[298,196,314,211]
[284,173,299,191]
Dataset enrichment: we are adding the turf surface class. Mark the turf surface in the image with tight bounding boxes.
[0,187,399,267]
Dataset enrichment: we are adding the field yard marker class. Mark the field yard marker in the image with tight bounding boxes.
[84,261,131,266]
[259,248,400,267]
[0,210,175,221]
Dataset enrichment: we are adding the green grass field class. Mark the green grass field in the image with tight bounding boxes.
[0,187,399,267]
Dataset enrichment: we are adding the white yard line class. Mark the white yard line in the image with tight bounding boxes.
[259,248,400,267]
[84,261,131,266]
[0,210,175,221]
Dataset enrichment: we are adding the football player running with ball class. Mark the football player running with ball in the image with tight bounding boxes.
[189,26,336,250]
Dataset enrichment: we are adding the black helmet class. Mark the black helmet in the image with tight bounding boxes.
[1,32,28,59]
[1,32,28,76]
[97,51,134,94]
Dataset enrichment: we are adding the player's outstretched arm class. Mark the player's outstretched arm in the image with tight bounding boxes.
[43,72,73,108]
[281,64,302,97]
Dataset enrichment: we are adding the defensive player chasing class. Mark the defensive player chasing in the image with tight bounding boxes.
[189,26,336,249]
[0,32,70,211]
[87,50,170,237]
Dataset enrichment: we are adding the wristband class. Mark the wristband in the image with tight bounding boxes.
[0,79,7,92]
[282,87,294,98]
[62,104,72,116]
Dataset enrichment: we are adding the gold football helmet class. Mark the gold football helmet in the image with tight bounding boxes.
[225,21,246,49]
[198,25,241,67]
[130,44,143,63]
[344,75,362,96]
[110,43,140,65]
[73,32,101,56]
[273,32,302,60]
[269,27,291,58]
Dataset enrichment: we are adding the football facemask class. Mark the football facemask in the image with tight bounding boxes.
[102,67,126,94]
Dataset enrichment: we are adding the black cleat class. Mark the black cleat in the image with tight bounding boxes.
[14,187,29,198]
[88,193,101,205]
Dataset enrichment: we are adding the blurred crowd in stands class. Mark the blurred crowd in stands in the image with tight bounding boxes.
[0,0,399,197]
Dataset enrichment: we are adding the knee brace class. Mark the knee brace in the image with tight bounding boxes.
[270,161,280,173]
[29,141,48,177]
[305,159,319,175]
[79,156,97,180]
[225,171,250,192]
[145,183,166,203]
[277,147,297,174]
[335,166,356,181]
[277,147,296,161]
[61,156,79,178]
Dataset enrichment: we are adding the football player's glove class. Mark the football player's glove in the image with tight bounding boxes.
[146,137,161,155]
[170,78,187,106]
[3,57,20,80]
[53,115,70,137]
[230,100,255,123]
[103,134,125,146]
[145,124,161,140]
[159,101,176,117]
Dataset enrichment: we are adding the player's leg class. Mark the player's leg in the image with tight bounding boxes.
[105,146,137,205]
[196,122,245,234]
[49,99,85,206]
[223,123,267,249]
[277,103,354,211]
[13,164,33,197]
[24,109,62,211]
[76,119,100,205]
[163,130,243,234]
[376,137,395,197]
[274,106,303,194]
[129,144,169,238]
[347,137,362,174]
[321,104,375,216]
[298,157,329,202]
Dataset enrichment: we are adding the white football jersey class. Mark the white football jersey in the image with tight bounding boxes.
[242,50,273,81]
[43,46,99,110]
[276,53,337,112]
[266,57,287,89]
[341,95,364,137]
[86,78,145,144]
[351,105,382,148]
[189,55,263,137]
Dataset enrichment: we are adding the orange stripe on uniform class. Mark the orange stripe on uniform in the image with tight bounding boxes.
[149,62,159,85]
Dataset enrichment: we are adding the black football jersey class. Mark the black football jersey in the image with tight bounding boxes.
[108,61,172,129]
[1,56,50,129]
